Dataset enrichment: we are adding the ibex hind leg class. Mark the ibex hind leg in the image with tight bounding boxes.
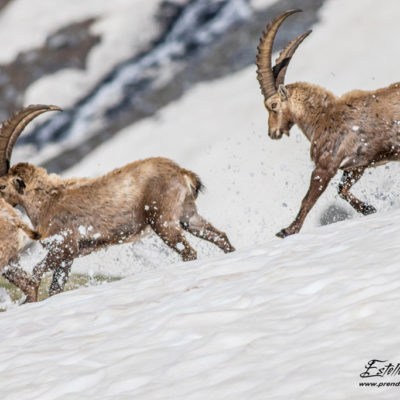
[151,220,197,261]
[338,168,376,215]
[49,260,73,296]
[182,213,235,253]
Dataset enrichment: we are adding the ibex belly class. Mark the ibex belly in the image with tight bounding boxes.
[76,219,149,256]
[337,126,400,170]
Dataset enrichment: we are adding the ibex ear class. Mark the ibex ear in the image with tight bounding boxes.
[12,177,26,194]
[50,188,59,197]
[278,84,289,101]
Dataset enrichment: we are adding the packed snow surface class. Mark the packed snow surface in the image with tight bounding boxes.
[1,210,400,399]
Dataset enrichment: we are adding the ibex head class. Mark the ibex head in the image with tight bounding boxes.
[0,105,61,205]
[256,9,311,139]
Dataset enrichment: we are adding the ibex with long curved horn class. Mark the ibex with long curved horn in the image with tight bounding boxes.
[257,9,400,237]
[0,107,235,302]
[0,106,59,296]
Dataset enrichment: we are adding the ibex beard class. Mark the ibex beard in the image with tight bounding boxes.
[257,9,400,237]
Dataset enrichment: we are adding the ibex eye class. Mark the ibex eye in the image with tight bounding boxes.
[271,102,278,109]
[0,185,5,190]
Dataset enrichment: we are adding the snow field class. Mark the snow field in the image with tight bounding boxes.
[1,208,400,399]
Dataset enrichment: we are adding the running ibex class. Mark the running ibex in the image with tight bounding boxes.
[0,106,59,297]
[256,9,400,237]
[0,107,235,302]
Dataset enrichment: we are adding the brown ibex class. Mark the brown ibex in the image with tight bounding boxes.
[0,197,41,294]
[0,106,59,297]
[256,9,400,237]
[0,107,235,302]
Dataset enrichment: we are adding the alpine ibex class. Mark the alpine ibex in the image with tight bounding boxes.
[0,106,235,302]
[0,106,59,297]
[256,9,400,237]
[0,197,41,294]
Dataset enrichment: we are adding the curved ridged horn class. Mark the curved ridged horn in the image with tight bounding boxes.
[0,104,62,176]
[256,9,302,100]
[273,29,311,87]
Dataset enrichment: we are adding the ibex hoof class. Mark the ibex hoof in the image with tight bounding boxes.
[23,283,39,303]
[22,294,38,304]
[224,245,236,253]
[276,229,289,238]
[361,204,377,215]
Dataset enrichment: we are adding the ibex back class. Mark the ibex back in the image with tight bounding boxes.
[257,10,400,237]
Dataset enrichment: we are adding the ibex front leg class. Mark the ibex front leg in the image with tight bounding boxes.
[2,264,37,303]
[31,239,77,301]
[338,168,376,215]
[277,167,336,238]
[182,213,235,254]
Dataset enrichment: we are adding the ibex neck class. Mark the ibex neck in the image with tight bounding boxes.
[287,83,336,141]
[20,187,56,232]
[19,197,43,230]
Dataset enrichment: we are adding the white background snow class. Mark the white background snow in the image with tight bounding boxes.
[2,0,400,398]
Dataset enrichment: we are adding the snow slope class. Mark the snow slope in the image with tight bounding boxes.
[1,209,400,399]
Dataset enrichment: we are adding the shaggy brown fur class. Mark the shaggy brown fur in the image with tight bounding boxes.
[256,10,400,237]
[0,158,235,302]
[0,197,41,294]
